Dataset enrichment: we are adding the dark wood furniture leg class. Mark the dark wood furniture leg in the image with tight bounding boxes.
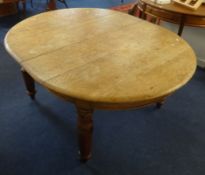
[141,3,147,20]
[128,3,138,15]
[178,15,185,36]
[21,68,36,100]
[76,102,94,162]
[156,98,166,108]
[47,0,57,10]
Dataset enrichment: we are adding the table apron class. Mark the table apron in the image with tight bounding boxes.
[138,3,205,27]
[48,88,170,110]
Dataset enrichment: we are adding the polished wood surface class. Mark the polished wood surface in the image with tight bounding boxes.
[5,8,197,160]
[136,0,205,35]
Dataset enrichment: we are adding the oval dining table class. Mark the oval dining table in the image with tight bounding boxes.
[4,8,196,161]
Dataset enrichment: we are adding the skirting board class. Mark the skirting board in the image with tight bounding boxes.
[197,57,205,68]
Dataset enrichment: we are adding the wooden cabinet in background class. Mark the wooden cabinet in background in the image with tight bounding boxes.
[0,0,26,17]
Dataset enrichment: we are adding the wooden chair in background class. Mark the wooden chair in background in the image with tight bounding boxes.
[128,2,161,25]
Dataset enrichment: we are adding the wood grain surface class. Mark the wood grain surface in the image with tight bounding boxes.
[5,8,196,108]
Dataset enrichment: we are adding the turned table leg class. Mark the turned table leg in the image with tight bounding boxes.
[21,68,36,100]
[76,102,94,162]
[156,98,166,109]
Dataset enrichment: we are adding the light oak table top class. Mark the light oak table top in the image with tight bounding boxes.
[4,8,197,161]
